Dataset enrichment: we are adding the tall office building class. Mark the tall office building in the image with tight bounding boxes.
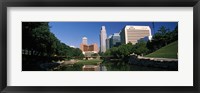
[110,33,121,48]
[82,37,87,45]
[100,26,107,53]
[120,25,152,45]
[106,35,112,50]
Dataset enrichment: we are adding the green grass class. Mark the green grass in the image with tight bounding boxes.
[75,59,103,65]
[145,41,178,59]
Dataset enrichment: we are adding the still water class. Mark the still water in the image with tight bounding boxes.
[102,62,176,71]
[59,63,176,71]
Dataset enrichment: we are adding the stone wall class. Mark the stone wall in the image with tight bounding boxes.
[128,54,178,70]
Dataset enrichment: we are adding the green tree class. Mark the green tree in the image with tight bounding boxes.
[132,41,149,56]
[104,49,111,56]
[72,48,84,59]
[110,47,119,58]
[146,25,178,53]
[22,22,45,55]
[91,53,99,58]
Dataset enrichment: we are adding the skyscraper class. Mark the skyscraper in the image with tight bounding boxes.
[120,25,152,45]
[110,33,121,48]
[106,35,112,50]
[82,37,87,45]
[100,26,107,53]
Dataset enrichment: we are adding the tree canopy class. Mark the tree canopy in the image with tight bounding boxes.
[22,22,84,59]
[147,25,178,52]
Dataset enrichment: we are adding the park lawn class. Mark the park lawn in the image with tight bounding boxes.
[145,41,178,59]
[75,59,103,65]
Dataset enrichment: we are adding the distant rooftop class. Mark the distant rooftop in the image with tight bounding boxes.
[82,37,87,39]
[113,33,120,36]
[125,25,151,30]
[108,35,112,38]
[101,26,106,30]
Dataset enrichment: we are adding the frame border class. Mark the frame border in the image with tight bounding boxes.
[1,0,200,93]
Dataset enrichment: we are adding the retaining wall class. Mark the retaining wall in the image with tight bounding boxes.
[128,54,178,70]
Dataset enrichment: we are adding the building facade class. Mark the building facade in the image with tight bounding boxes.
[100,26,107,53]
[110,33,121,48]
[80,43,98,54]
[120,25,152,45]
[106,35,112,50]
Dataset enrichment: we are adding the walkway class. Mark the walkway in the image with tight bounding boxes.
[137,56,178,62]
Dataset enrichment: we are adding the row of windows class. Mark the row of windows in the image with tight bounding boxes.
[82,45,98,52]
[127,33,149,35]
[127,35,149,37]
[127,29,149,32]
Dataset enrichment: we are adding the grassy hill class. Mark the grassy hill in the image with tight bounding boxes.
[145,41,178,59]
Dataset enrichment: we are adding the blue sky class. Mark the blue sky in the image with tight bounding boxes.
[49,22,178,48]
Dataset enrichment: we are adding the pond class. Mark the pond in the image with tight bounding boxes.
[103,62,175,71]
[57,62,176,71]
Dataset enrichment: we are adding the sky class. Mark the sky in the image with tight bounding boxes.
[49,22,178,48]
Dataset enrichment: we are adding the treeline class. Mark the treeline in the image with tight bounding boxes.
[104,41,148,62]
[103,25,178,63]
[147,25,178,52]
[22,22,84,59]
